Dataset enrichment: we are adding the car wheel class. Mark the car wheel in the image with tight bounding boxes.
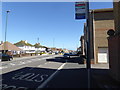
[69,56,70,58]
[9,58,12,61]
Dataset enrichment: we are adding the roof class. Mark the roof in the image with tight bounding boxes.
[0,41,22,51]
[14,40,33,46]
[91,8,113,13]
[34,43,47,48]
[80,36,84,41]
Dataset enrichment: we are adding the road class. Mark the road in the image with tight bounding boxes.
[1,54,60,74]
[0,55,85,89]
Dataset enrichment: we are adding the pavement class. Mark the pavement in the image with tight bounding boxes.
[91,67,120,89]
[43,56,120,89]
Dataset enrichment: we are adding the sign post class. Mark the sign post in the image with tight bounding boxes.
[86,0,91,70]
[85,0,91,89]
[75,0,91,89]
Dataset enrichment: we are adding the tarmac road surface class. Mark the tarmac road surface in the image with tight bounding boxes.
[0,55,86,89]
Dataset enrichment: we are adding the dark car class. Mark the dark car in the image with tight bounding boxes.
[69,52,78,56]
[55,52,59,55]
[63,53,70,58]
[0,53,13,61]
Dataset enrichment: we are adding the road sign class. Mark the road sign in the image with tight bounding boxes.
[75,2,86,19]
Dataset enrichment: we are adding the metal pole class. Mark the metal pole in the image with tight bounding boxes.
[37,37,39,43]
[85,0,91,89]
[53,38,55,48]
[86,0,91,69]
[37,38,39,55]
[4,10,10,53]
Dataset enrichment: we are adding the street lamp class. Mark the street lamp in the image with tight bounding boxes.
[4,10,10,53]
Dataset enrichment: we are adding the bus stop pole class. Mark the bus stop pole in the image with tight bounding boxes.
[85,0,91,89]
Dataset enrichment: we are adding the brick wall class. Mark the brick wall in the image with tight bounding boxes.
[94,11,114,63]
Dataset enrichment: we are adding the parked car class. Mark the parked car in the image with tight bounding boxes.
[69,52,78,56]
[63,53,70,58]
[55,52,58,55]
[0,53,13,61]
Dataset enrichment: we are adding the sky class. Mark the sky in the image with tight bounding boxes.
[1,2,113,50]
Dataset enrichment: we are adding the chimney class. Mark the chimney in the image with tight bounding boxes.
[24,40,27,43]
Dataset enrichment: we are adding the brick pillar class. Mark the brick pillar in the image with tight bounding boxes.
[113,2,120,35]
[108,1,120,82]
[108,36,120,82]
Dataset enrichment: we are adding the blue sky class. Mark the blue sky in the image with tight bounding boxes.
[1,2,113,50]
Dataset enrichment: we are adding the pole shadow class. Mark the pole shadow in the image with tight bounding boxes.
[46,56,84,64]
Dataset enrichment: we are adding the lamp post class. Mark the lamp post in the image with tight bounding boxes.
[4,10,10,53]
[53,38,55,48]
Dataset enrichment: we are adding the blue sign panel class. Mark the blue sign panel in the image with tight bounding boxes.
[75,2,86,19]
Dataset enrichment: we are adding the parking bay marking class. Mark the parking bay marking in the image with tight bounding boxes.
[12,72,49,83]
[36,63,66,89]
[2,72,49,89]
[2,62,65,89]
[3,63,66,89]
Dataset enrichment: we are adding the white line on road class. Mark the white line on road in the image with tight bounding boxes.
[58,63,65,70]
[44,63,47,65]
[36,63,66,89]
[0,66,7,69]
[28,61,32,63]
[1,55,61,70]
[10,63,16,66]
[37,62,49,68]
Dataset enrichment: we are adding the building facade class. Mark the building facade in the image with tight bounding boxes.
[93,8,114,64]
[14,40,46,54]
[83,8,114,64]
[80,36,85,56]
[0,41,22,55]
